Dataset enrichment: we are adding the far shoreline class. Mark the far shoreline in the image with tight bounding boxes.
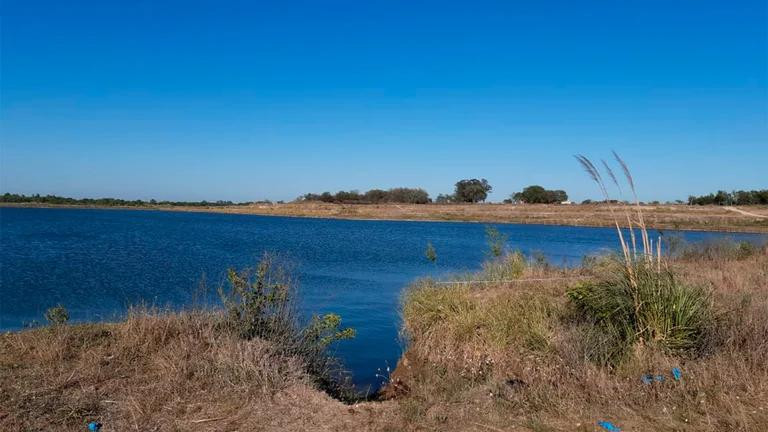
[3,202,767,234]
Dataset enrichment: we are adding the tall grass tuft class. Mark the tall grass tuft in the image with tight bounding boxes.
[571,153,713,364]
[568,263,713,364]
[480,251,526,281]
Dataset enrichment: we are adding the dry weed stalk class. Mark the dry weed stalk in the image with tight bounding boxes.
[575,153,663,283]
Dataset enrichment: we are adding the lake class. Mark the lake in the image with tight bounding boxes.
[1,207,764,390]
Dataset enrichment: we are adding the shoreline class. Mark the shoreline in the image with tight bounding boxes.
[2,202,768,234]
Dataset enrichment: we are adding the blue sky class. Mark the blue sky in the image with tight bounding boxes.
[1,0,766,202]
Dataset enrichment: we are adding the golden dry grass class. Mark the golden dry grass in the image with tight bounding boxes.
[4,202,768,233]
[0,310,398,431]
[2,248,766,431]
[394,246,768,431]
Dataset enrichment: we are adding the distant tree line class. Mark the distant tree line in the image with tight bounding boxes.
[302,179,495,205]
[688,190,768,206]
[507,185,568,204]
[0,193,256,207]
[300,188,430,204]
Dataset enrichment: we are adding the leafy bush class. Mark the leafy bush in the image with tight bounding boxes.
[568,263,713,364]
[44,305,69,325]
[484,226,508,258]
[425,242,437,263]
[218,254,355,397]
[219,258,294,341]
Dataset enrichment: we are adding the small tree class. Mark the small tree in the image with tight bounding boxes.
[425,242,437,263]
[454,179,492,203]
[45,305,69,325]
[485,226,509,257]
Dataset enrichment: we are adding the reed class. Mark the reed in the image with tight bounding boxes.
[572,153,712,361]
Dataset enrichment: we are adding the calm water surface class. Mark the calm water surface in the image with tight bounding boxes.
[1,207,764,390]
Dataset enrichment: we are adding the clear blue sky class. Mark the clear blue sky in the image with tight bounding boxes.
[1,1,766,202]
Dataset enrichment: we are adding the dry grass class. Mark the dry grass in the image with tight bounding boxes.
[0,309,398,431]
[394,246,768,431]
[2,248,765,431]
[390,155,767,430]
[4,201,768,233]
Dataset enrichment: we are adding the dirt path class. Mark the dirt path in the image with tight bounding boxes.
[724,206,768,219]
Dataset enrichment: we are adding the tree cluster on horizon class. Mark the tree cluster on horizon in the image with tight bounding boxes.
[508,185,568,204]
[301,179,495,204]
[299,188,430,204]
[0,193,256,207]
[688,189,768,206]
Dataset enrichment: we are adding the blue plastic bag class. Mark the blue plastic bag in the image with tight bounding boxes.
[672,367,682,381]
[598,420,622,431]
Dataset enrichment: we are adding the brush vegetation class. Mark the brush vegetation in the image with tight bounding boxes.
[396,238,767,431]
[1,256,367,431]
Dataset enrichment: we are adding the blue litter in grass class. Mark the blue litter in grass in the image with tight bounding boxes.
[672,367,682,381]
[598,420,622,431]
[87,421,102,431]
[642,368,683,384]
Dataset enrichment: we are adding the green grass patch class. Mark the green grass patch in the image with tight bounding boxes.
[402,279,558,353]
[568,262,713,365]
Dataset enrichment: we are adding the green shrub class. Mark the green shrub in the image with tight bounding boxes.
[218,254,355,398]
[219,256,295,341]
[425,242,437,263]
[304,313,356,348]
[484,226,508,258]
[44,305,69,325]
[568,262,712,365]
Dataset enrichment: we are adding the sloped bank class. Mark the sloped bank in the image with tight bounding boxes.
[383,244,768,431]
[0,310,404,431]
[2,243,766,431]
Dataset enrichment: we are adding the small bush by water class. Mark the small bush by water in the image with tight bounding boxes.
[218,254,356,399]
[44,305,70,325]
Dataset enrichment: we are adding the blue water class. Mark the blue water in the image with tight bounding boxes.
[1,207,764,390]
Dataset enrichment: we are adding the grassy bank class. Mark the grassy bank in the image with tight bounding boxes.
[0,310,399,431]
[3,201,768,233]
[393,241,768,431]
[0,257,391,431]
[3,241,766,431]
